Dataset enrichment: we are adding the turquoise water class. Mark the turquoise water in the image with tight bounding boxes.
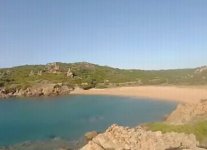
[0,95,177,146]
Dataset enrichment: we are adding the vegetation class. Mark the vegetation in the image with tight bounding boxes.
[0,62,207,90]
[145,121,207,145]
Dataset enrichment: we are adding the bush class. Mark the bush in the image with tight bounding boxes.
[81,84,94,90]
[0,81,4,87]
[95,83,108,89]
[4,87,16,94]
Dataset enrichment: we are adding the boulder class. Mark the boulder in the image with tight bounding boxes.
[37,70,42,76]
[81,124,200,150]
[47,62,60,73]
[66,68,73,78]
[59,85,71,95]
[166,100,207,124]
[29,70,34,76]
[41,85,56,96]
[84,131,98,141]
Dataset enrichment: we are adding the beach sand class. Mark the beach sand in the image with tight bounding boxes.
[71,86,207,104]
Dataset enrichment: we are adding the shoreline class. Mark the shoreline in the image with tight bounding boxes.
[71,86,207,104]
[1,85,206,104]
[1,86,206,149]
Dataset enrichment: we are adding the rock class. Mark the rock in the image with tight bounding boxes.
[195,66,207,74]
[66,68,73,78]
[32,88,44,97]
[58,85,72,95]
[29,70,34,76]
[85,131,98,141]
[14,89,24,97]
[166,100,207,124]
[0,90,8,99]
[31,84,72,97]
[82,141,104,150]
[81,124,200,150]
[25,88,33,96]
[40,84,56,96]
[37,70,42,76]
[47,62,60,73]
[0,83,74,99]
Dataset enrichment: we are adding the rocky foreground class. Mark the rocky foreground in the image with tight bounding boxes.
[81,124,202,150]
[81,100,207,150]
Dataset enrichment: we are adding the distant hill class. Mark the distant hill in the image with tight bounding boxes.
[0,62,207,90]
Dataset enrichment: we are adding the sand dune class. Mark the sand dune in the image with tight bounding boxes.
[71,86,207,104]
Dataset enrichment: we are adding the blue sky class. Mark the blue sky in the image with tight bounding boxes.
[0,0,207,69]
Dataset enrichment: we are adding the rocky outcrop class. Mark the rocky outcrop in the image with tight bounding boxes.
[0,88,9,99]
[195,66,207,74]
[166,100,207,124]
[37,70,42,76]
[81,124,201,150]
[0,84,74,99]
[67,68,73,78]
[47,62,60,73]
[26,84,73,97]
[84,131,98,142]
[29,70,34,76]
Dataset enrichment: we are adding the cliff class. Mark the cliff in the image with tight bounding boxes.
[0,83,73,99]
[166,100,207,124]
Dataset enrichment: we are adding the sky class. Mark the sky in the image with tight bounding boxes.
[0,0,207,69]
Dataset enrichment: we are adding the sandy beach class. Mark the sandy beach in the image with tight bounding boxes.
[71,86,207,104]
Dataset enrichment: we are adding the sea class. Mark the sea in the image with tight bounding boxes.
[0,95,177,149]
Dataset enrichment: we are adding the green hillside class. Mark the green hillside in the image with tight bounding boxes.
[0,62,207,90]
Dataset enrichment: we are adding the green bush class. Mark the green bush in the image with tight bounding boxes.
[0,81,4,87]
[95,84,108,89]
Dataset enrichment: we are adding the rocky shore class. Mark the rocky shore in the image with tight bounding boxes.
[0,83,74,99]
[81,100,207,150]
[1,83,207,149]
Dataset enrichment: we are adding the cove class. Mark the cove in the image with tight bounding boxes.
[0,95,177,146]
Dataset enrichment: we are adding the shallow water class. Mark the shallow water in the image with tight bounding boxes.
[0,95,177,146]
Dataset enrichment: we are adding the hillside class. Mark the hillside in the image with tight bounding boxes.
[0,62,207,92]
